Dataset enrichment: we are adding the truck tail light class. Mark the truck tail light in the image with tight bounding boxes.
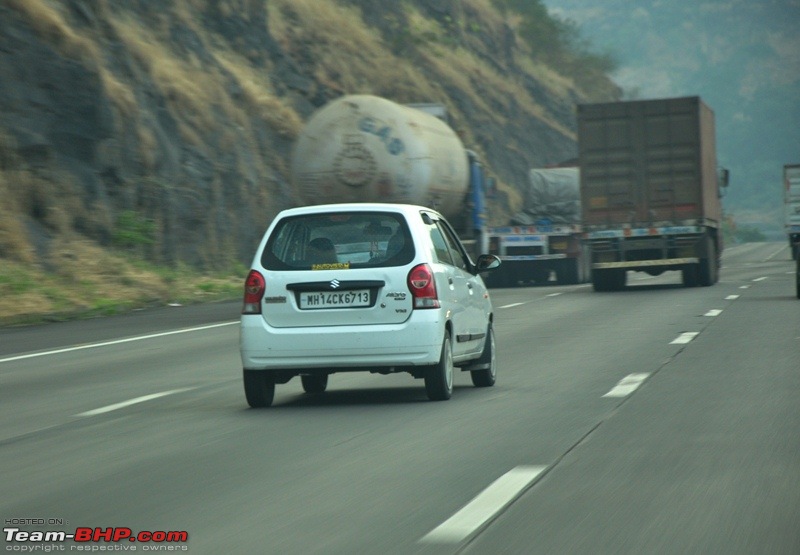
[408,263,440,309]
[242,270,265,314]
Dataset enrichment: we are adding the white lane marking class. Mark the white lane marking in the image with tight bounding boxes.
[704,309,723,317]
[739,285,750,289]
[752,277,768,282]
[498,302,527,309]
[75,388,196,417]
[726,295,740,300]
[671,332,699,344]
[546,293,562,297]
[602,373,650,398]
[764,246,787,261]
[420,465,547,544]
[0,321,239,364]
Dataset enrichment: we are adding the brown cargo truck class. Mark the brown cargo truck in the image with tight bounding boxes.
[577,96,729,291]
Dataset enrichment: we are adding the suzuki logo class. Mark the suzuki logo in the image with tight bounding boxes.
[329,279,341,289]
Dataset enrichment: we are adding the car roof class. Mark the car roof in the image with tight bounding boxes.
[276,203,442,219]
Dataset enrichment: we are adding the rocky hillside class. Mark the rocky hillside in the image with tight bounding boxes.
[0,0,620,273]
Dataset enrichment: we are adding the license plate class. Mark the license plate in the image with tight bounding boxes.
[299,289,371,309]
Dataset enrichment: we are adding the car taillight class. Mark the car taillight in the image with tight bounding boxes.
[408,263,440,309]
[242,270,265,314]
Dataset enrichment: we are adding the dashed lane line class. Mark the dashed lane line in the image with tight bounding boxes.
[602,373,650,398]
[75,388,197,417]
[420,465,547,544]
[671,332,699,344]
[0,322,239,364]
[498,302,527,309]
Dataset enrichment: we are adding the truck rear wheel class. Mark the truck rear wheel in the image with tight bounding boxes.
[592,269,624,291]
[796,256,800,299]
[592,269,609,291]
[559,259,580,285]
[682,265,698,287]
[612,269,626,289]
[698,236,717,286]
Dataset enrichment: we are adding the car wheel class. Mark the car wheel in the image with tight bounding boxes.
[301,374,328,394]
[471,325,497,387]
[425,333,454,401]
[243,370,275,408]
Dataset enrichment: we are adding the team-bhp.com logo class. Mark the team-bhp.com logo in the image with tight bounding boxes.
[4,526,188,551]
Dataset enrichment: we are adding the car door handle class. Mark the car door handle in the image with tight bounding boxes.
[448,277,454,285]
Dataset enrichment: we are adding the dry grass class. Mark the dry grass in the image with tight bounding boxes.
[6,0,102,64]
[214,51,303,138]
[269,0,437,99]
[420,43,574,138]
[112,15,225,134]
[100,69,138,118]
[0,175,33,264]
[0,235,244,326]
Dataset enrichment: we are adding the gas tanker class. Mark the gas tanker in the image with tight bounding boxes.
[290,94,484,233]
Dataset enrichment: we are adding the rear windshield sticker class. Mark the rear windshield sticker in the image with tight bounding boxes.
[312,262,351,270]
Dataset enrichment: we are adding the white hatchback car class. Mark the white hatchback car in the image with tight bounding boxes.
[239,203,501,407]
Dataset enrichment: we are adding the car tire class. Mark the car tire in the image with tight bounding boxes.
[471,325,497,388]
[425,333,454,401]
[301,374,328,394]
[243,370,275,408]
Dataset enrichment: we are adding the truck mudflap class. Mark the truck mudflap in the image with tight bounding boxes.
[593,258,699,269]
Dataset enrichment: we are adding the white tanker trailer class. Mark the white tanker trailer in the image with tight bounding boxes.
[290,94,488,247]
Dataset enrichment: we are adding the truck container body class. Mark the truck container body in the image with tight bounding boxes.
[784,164,800,259]
[485,167,589,286]
[577,96,725,290]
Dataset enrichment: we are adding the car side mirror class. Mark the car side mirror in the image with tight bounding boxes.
[475,254,501,273]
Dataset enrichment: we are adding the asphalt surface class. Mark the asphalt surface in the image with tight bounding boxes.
[1,242,798,554]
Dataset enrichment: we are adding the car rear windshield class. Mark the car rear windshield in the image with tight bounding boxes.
[261,211,415,270]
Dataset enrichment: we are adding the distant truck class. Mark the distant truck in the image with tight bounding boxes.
[484,167,590,286]
[784,164,800,259]
[577,96,729,291]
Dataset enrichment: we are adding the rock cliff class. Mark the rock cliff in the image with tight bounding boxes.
[0,0,620,269]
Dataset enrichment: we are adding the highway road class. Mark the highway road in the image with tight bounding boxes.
[1,242,798,554]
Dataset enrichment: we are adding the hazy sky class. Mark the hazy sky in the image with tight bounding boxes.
[542,0,800,232]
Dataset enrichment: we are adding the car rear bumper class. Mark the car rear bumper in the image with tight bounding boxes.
[240,312,445,370]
